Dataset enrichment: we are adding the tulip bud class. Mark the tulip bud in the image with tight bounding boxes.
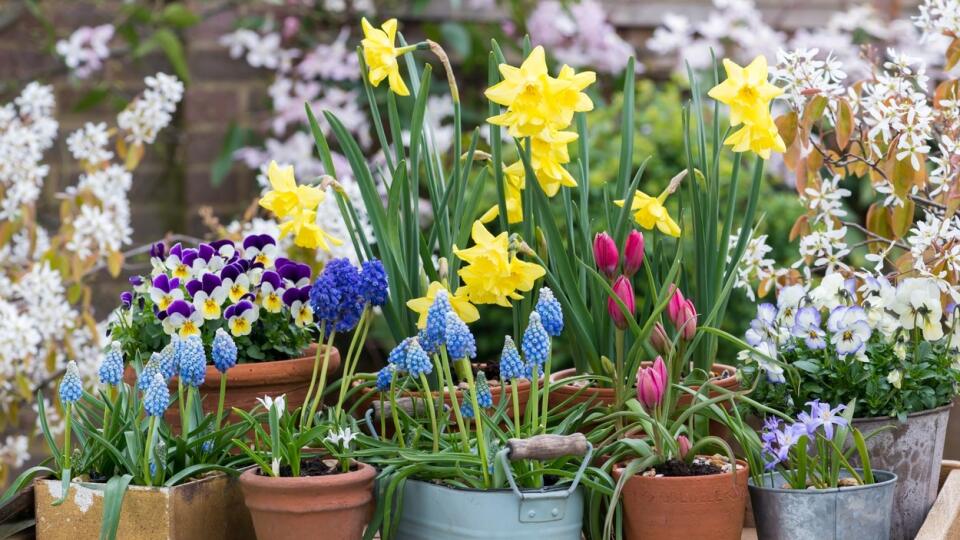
[636,359,665,409]
[666,286,685,326]
[593,232,619,279]
[677,298,698,341]
[622,230,645,277]
[607,275,635,330]
[650,322,672,356]
[676,435,692,459]
[652,356,668,386]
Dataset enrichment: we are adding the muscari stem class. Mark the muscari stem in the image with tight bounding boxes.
[440,347,469,452]
[63,403,72,471]
[300,321,327,428]
[215,373,227,430]
[540,349,553,434]
[388,373,404,447]
[177,379,186,436]
[529,363,540,435]
[142,416,157,486]
[305,330,338,430]
[511,381,521,438]
[335,308,370,422]
[418,373,440,453]
[460,360,490,487]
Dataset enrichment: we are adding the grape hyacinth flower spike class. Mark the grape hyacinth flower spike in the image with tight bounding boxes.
[59,361,83,405]
[521,311,550,370]
[535,287,564,337]
[445,311,477,360]
[211,328,238,373]
[144,373,171,417]
[138,353,164,391]
[178,335,207,388]
[424,289,452,352]
[499,336,526,382]
[98,341,124,387]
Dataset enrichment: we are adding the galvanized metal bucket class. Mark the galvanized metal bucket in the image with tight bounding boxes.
[749,469,897,540]
[392,434,593,540]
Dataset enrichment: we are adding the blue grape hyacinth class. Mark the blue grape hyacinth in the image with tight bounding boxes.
[475,371,493,408]
[144,372,171,417]
[521,311,550,368]
[535,287,564,337]
[445,311,477,360]
[59,361,83,404]
[375,364,395,391]
[404,339,433,378]
[159,337,180,380]
[211,328,238,373]
[460,400,475,419]
[138,353,164,391]
[499,336,526,381]
[425,290,452,348]
[178,335,207,387]
[360,259,388,306]
[97,341,124,386]
[387,338,412,369]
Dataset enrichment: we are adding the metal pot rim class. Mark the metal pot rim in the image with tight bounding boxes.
[852,402,953,422]
[404,477,576,497]
[747,469,897,494]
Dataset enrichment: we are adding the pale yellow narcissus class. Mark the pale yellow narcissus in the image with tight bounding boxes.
[407,281,480,329]
[480,162,525,224]
[615,190,682,238]
[723,116,787,160]
[527,129,579,196]
[258,160,342,251]
[708,56,786,159]
[454,221,545,307]
[360,18,410,97]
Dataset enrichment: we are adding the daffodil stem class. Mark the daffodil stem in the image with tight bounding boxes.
[215,373,227,430]
[300,321,327,428]
[335,308,370,423]
[306,330,338,430]
[461,360,490,487]
[418,373,440,453]
[440,347,469,451]
[427,40,459,104]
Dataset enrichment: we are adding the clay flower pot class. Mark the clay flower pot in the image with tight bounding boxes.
[612,459,749,540]
[239,461,376,540]
[124,344,341,427]
[548,362,739,410]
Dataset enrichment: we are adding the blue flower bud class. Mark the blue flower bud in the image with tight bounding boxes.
[97,342,124,386]
[59,361,82,404]
[144,372,170,417]
[178,335,207,387]
[375,364,395,391]
[360,259,389,306]
[404,339,433,378]
[475,371,493,408]
[211,328,238,374]
[159,338,180,380]
[201,440,214,453]
[387,337,412,367]
[521,311,550,368]
[499,336,526,382]
[425,290,451,348]
[535,287,564,337]
[138,353,164,391]
[460,400,475,419]
[445,311,476,360]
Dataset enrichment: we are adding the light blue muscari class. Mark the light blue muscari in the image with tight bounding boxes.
[444,311,476,360]
[59,361,82,404]
[211,328,238,373]
[521,311,550,368]
[97,342,124,386]
[534,287,564,337]
[178,335,207,387]
[144,372,170,417]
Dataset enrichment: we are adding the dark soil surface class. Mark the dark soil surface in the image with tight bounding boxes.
[265,457,358,478]
[453,362,500,385]
[649,459,722,477]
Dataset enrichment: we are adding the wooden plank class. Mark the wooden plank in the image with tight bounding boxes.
[916,469,960,540]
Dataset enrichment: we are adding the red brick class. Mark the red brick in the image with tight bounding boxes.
[185,87,239,124]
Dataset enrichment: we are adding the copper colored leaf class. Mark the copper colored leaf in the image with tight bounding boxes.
[947,38,960,71]
[866,203,894,240]
[835,99,853,149]
[125,142,145,170]
[776,111,798,148]
[935,80,959,107]
[789,214,810,242]
[107,250,124,277]
[801,95,828,131]
[890,199,915,238]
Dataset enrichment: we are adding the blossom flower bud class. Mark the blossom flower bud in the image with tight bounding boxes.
[677,298,698,341]
[375,365,395,391]
[445,311,477,360]
[144,373,171,417]
[98,341,124,386]
[650,322,672,356]
[677,435,692,459]
[475,371,493,408]
[425,289,452,348]
[359,259,389,307]
[119,291,133,307]
[178,335,207,387]
[622,230,645,277]
[59,361,83,405]
[211,328,238,374]
[499,336,526,382]
[139,353,164,391]
[404,339,433,378]
[667,286,685,325]
[521,312,550,368]
[636,357,666,409]
[535,287,564,337]
[593,232,619,279]
[607,276,635,330]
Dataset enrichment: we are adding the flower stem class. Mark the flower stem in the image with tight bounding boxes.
[388,373,404,447]
[378,391,387,439]
[615,329,625,431]
[305,330,338,430]
[530,363,540,435]
[177,379,186,436]
[300,321,327,428]
[540,350,553,434]
[215,373,227,430]
[440,347,469,451]
[511,382,521,438]
[335,308,370,422]
[142,416,157,486]
[461,360,490,487]
[62,403,72,471]
[418,373,440,453]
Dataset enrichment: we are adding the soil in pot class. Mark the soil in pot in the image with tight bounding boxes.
[613,456,748,540]
[273,457,359,478]
[240,459,375,540]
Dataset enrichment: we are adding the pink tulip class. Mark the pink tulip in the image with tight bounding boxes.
[650,322,672,356]
[636,357,666,409]
[593,232,619,279]
[667,286,685,325]
[677,435,692,459]
[677,298,698,341]
[607,275,635,330]
[652,356,668,385]
[623,230,645,277]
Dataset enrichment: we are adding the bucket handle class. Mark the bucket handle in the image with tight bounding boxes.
[498,433,593,501]
[364,397,450,440]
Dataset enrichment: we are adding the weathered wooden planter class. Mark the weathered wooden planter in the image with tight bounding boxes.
[34,473,254,540]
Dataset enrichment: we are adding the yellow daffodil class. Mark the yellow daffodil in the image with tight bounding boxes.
[361,18,410,96]
[550,64,596,126]
[454,221,545,307]
[724,115,786,160]
[615,190,681,238]
[480,162,525,224]
[407,281,480,328]
[708,56,782,127]
[528,130,578,196]
[259,161,342,251]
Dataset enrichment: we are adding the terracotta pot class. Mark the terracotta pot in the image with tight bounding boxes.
[613,459,748,540]
[239,461,376,540]
[548,362,739,410]
[35,473,254,540]
[124,345,340,427]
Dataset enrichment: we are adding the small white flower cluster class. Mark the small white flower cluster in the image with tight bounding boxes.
[55,24,114,79]
[915,0,960,42]
[795,227,849,273]
[801,174,850,225]
[527,0,635,74]
[728,230,776,301]
[772,48,847,111]
[66,122,113,164]
[117,72,184,145]
[0,82,57,220]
